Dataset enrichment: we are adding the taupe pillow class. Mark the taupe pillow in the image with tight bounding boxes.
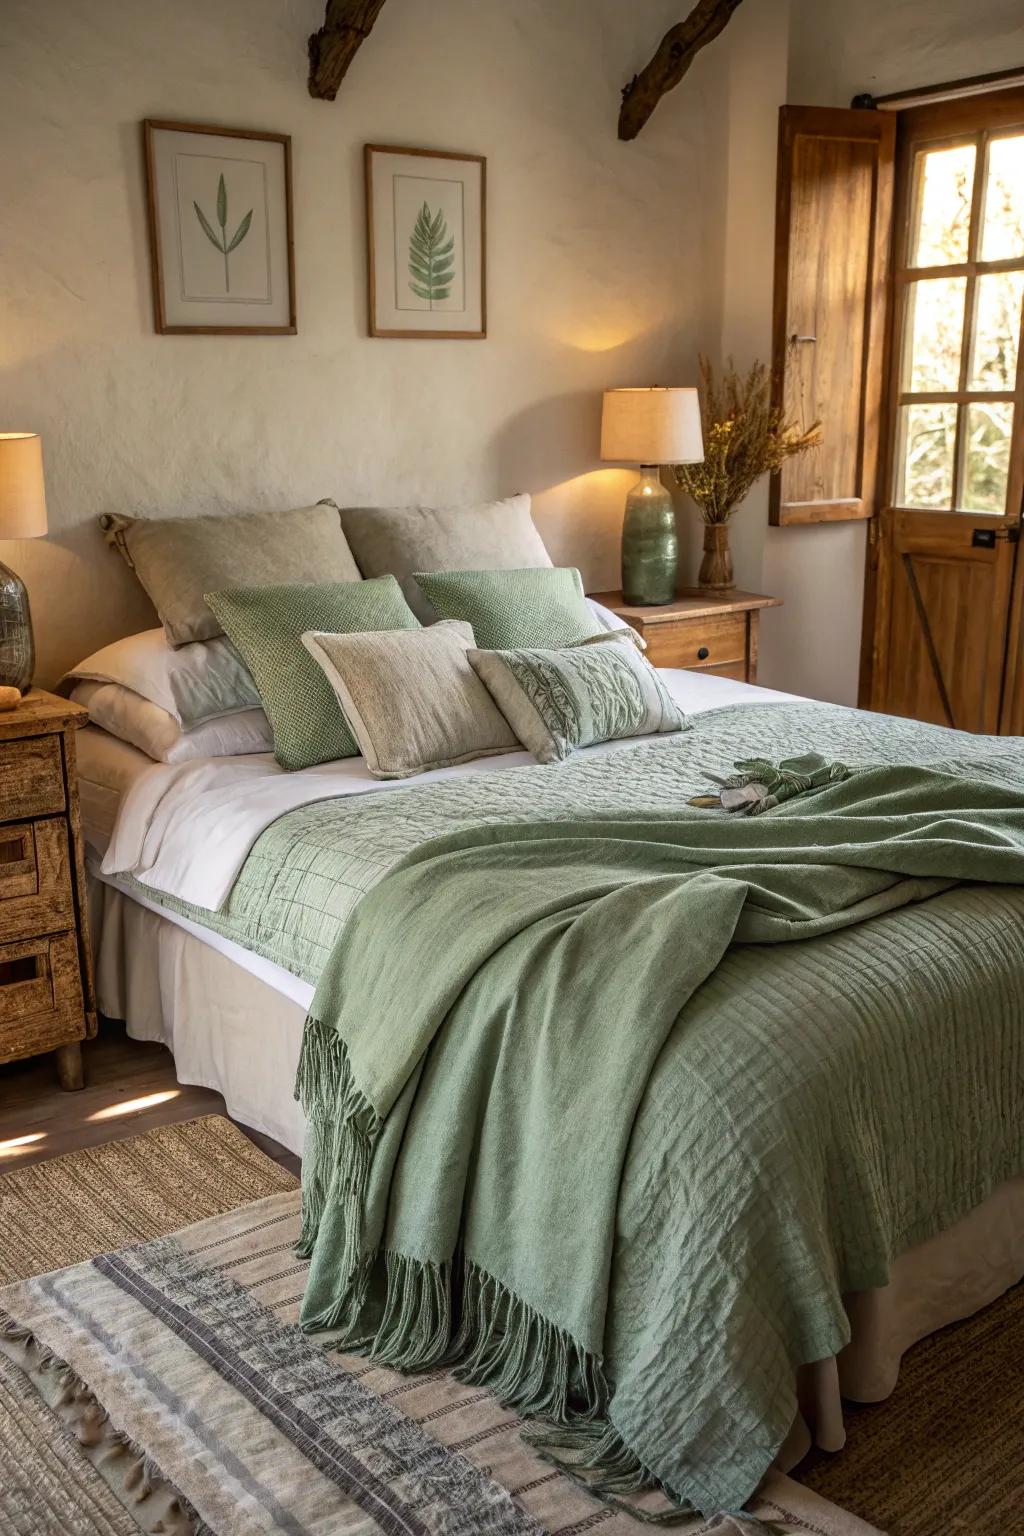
[337,494,551,623]
[101,501,361,647]
[301,620,518,780]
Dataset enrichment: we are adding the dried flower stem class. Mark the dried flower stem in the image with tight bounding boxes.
[674,356,821,524]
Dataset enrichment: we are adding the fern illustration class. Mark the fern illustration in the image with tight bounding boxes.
[194,174,253,294]
[408,202,455,308]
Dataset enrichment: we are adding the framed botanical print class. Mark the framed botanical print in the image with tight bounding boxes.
[143,120,296,335]
[365,145,486,339]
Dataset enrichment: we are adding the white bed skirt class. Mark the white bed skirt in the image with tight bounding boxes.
[87,873,1024,1473]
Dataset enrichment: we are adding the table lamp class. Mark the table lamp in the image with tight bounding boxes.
[0,433,48,693]
[600,387,703,605]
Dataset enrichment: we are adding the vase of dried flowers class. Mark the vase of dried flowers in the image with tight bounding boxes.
[674,357,820,592]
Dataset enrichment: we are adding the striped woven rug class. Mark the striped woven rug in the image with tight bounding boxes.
[0,1116,874,1536]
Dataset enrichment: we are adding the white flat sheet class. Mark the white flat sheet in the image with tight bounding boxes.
[100,669,802,913]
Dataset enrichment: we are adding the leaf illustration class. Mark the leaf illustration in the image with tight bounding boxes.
[226,208,253,252]
[194,200,223,252]
[408,201,456,309]
[193,174,247,294]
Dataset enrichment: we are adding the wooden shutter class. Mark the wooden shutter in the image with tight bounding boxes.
[769,107,896,525]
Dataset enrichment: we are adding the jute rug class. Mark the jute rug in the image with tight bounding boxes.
[0,1117,876,1536]
[0,1113,297,1284]
[801,1278,1024,1534]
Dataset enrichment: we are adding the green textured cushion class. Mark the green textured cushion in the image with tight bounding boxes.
[469,633,688,763]
[413,567,601,651]
[205,577,419,770]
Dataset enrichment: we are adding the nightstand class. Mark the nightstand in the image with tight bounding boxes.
[589,589,781,684]
[0,690,97,1090]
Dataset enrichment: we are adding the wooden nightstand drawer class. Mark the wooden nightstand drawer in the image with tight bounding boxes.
[588,590,781,686]
[0,734,65,822]
[645,612,747,670]
[0,818,75,940]
[0,933,86,1064]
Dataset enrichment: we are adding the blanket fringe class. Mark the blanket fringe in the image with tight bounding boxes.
[0,1307,208,1534]
[295,1016,701,1522]
[294,1016,381,1267]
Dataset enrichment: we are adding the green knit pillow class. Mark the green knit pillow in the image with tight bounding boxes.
[412,567,601,651]
[205,577,419,770]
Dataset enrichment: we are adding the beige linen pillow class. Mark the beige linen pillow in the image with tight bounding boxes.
[101,501,361,647]
[301,620,518,779]
[337,494,552,622]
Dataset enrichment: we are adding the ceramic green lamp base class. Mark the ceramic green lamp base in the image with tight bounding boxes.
[621,466,678,606]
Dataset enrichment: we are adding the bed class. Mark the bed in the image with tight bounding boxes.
[76,664,1024,1514]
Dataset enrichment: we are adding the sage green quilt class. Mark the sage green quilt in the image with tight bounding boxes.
[116,700,1024,1516]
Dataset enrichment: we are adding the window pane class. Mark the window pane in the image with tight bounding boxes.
[969,271,1024,389]
[981,135,1024,260]
[909,143,975,266]
[904,276,967,391]
[961,401,1014,513]
[897,403,957,508]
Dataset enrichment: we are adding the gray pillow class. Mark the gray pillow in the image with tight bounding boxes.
[302,620,518,780]
[337,494,551,623]
[101,501,361,647]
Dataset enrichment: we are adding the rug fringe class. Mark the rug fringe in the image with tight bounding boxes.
[0,1306,209,1535]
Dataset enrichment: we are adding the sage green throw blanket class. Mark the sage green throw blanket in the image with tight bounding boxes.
[296,757,1024,1516]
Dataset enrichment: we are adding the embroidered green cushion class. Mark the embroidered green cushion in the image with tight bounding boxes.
[205,576,419,771]
[413,567,602,651]
[469,633,689,763]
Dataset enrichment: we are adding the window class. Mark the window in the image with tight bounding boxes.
[894,130,1024,514]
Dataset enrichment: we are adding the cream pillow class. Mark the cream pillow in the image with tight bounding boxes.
[301,620,518,780]
[62,628,260,727]
[70,680,272,763]
[101,501,361,646]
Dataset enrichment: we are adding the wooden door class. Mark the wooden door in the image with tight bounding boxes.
[863,91,1024,731]
[769,107,895,525]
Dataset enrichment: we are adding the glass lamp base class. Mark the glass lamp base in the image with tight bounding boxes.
[0,558,35,694]
[621,466,678,606]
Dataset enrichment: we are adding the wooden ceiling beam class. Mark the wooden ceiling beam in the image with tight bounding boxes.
[619,0,745,141]
[308,0,388,101]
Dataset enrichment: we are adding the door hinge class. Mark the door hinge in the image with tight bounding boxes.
[867,516,880,570]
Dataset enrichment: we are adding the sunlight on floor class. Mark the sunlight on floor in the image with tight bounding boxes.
[88,1090,180,1122]
[0,1131,47,1158]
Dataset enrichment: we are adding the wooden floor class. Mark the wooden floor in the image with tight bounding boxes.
[0,1018,300,1176]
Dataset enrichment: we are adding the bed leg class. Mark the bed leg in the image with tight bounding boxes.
[55,1042,85,1092]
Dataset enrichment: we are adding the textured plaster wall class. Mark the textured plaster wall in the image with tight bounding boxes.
[759,0,1024,705]
[1,0,718,686]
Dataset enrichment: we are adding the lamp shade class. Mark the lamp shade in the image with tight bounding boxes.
[600,387,703,466]
[0,434,48,539]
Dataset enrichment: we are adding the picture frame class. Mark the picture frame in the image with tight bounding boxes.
[365,144,486,340]
[143,119,296,335]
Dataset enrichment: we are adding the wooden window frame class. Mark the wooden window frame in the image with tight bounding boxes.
[886,91,1024,521]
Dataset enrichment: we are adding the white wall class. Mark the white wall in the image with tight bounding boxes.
[1,0,719,686]
[759,0,1024,705]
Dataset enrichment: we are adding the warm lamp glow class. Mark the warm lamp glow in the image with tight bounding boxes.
[600,388,703,467]
[0,433,48,540]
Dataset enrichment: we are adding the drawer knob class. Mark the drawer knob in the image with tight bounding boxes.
[697,646,710,661]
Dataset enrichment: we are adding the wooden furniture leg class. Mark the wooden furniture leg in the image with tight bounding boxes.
[55,1040,85,1091]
